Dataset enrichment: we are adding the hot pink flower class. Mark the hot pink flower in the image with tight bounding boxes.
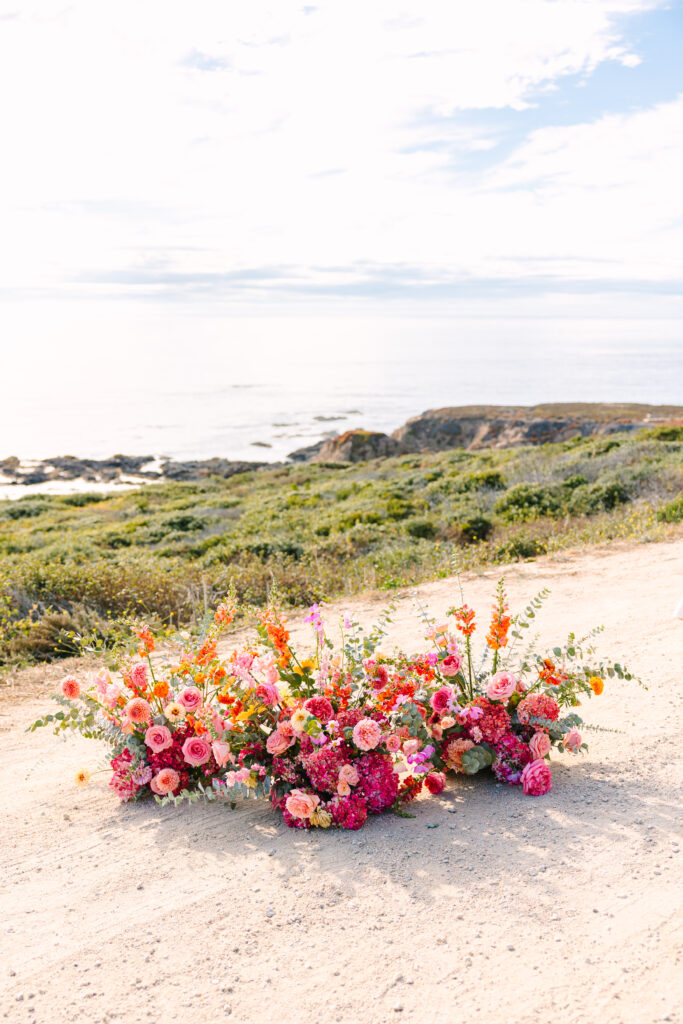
[440,655,462,677]
[285,789,320,820]
[256,682,280,706]
[212,740,233,767]
[303,696,334,723]
[529,731,551,760]
[385,734,402,753]
[563,728,582,753]
[486,671,517,703]
[266,730,291,755]
[177,686,202,711]
[425,772,446,795]
[181,735,212,766]
[144,725,173,753]
[521,759,552,796]
[352,718,382,751]
[60,676,81,700]
[124,698,152,725]
[150,767,180,795]
[430,686,454,714]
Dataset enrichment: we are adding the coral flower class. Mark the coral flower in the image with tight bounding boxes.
[60,676,81,700]
[563,728,582,753]
[285,789,320,819]
[529,732,551,760]
[124,698,152,725]
[589,676,604,695]
[150,768,180,796]
[352,718,382,751]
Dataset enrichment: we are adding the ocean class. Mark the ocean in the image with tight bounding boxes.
[2,316,682,465]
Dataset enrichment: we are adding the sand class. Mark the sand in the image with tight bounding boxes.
[2,537,682,1024]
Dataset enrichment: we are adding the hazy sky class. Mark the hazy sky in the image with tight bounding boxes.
[1,0,682,337]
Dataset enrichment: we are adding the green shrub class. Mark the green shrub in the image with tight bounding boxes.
[59,493,107,507]
[494,484,561,521]
[496,536,547,560]
[0,501,52,520]
[406,518,437,539]
[641,425,683,442]
[457,515,493,544]
[569,481,629,515]
[456,470,507,492]
[657,496,683,523]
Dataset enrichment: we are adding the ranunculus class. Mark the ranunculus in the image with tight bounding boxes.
[486,671,517,703]
[352,718,382,751]
[563,728,582,753]
[212,740,233,767]
[529,731,551,760]
[266,730,291,755]
[150,768,180,795]
[181,735,212,766]
[425,771,446,795]
[177,686,202,711]
[440,655,462,677]
[521,759,552,796]
[430,686,454,714]
[60,675,81,700]
[285,789,320,819]
[124,697,152,724]
[144,725,173,753]
[385,734,402,753]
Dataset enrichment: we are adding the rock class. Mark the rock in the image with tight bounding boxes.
[310,430,404,463]
[287,439,327,462]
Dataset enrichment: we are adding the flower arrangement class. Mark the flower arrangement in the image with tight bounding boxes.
[30,582,636,829]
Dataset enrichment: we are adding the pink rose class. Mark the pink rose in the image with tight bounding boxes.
[130,663,148,690]
[94,670,111,696]
[440,655,462,677]
[529,731,551,760]
[60,676,81,700]
[440,716,456,730]
[266,730,291,756]
[285,789,320,820]
[521,759,552,796]
[430,686,454,714]
[177,686,202,711]
[352,718,382,751]
[124,697,152,724]
[403,739,420,756]
[144,725,172,753]
[385,734,402,753]
[339,764,359,787]
[212,740,233,767]
[425,772,446,795]
[303,697,334,723]
[181,735,212,766]
[563,728,582,753]
[486,671,517,703]
[256,682,280,706]
[150,768,180,795]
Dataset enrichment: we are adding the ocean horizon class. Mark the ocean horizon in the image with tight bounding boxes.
[2,316,682,465]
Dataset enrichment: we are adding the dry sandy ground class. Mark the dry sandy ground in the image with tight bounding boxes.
[2,538,683,1024]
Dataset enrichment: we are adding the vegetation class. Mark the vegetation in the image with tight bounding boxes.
[1,428,681,666]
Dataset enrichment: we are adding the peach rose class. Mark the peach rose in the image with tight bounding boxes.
[60,676,81,700]
[563,728,582,753]
[285,789,320,819]
[124,697,152,724]
[150,768,180,795]
[440,716,456,730]
[486,671,517,703]
[144,725,173,753]
[385,734,402,753]
[403,738,420,756]
[181,735,212,766]
[352,718,382,751]
[177,686,202,711]
[266,730,291,756]
[212,740,233,767]
[529,731,551,760]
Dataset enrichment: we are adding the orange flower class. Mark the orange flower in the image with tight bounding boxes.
[589,676,604,695]
[215,599,237,626]
[134,624,155,655]
[451,604,476,637]
[153,680,170,699]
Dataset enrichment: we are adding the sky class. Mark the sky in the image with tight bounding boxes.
[1,0,682,345]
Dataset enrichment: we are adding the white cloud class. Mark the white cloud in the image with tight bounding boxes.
[0,0,676,308]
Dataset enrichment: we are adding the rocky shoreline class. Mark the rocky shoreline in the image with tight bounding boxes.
[2,402,681,495]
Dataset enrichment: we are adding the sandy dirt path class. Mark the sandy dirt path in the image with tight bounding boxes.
[2,538,683,1024]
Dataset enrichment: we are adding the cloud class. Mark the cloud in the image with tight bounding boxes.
[181,49,232,72]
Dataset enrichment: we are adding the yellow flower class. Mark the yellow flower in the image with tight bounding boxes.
[589,676,604,696]
[310,808,332,828]
[293,658,317,677]
[290,708,310,732]
[164,701,186,723]
[245,773,258,789]
[74,769,91,787]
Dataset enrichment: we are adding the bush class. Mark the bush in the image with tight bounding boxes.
[494,484,561,522]
[59,493,107,507]
[406,518,437,539]
[657,496,683,523]
[457,515,493,544]
[496,536,547,560]
[456,470,506,492]
[569,481,629,515]
[642,425,683,442]
[0,501,52,521]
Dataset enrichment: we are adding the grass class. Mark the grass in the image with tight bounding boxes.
[1,427,682,666]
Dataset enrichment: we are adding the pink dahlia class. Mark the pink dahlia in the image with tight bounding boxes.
[303,696,334,723]
[517,693,560,728]
[124,697,152,725]
[492,732,532,785]
[60,675,81,700]
[521,759,552,796]
[355,751,398,813]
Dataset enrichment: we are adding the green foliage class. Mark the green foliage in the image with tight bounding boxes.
[1,427,681,665]
[641,425,683,442]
